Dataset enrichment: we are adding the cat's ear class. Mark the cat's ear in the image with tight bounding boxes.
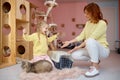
[26,62,32,73]
[21,61,29,69]
[27,61,32,66]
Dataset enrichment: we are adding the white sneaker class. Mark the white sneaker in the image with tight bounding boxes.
[85,66,99,77]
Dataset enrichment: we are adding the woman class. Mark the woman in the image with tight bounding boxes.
[61,2,110,77]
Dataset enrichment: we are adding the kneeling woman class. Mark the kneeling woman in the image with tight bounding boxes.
[61,2,110,77]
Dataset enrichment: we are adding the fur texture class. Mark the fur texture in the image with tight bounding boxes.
[21,60,53,73]
[20,67,85,80]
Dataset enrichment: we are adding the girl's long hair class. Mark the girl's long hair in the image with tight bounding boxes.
[36,21,48,42]
[84,2,107,24]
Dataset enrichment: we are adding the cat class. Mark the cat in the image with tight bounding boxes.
[3,46,11,57]
[21,60,53,73]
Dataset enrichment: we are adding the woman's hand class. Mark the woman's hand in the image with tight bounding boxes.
[68,46,80,54]
[56,33,60,36]
[68,41,86,54]
[61,41,70,48]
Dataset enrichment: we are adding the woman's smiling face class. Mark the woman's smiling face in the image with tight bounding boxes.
[84,10,92,21]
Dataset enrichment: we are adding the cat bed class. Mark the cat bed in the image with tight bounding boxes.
[50,51,73,69]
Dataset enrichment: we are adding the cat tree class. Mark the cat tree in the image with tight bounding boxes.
[44,0,58,22]
[0,0,58,68]
[0,0,33,68]
[0,0,16,68]
[44,0,58,50]
[16,0,33,60]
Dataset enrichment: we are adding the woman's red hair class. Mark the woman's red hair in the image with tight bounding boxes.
[84,2,107,24]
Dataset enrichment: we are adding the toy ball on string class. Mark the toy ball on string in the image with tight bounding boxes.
[44,0,58,7]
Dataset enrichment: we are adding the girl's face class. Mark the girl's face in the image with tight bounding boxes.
[41,25,48,34]
[84,10,92,21]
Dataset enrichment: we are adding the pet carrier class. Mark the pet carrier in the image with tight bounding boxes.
[52,55,73,69]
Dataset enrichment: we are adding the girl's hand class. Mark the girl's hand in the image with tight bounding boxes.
[56,33,60,36]
[68,46,79,54]
[61,41,70,48]
[23,28,27,34]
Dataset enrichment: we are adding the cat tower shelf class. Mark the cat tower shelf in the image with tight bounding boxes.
[16,0,30,21]
[16,0,33,60]
[0,0,16,68]
[16,41,33,60]
[0,0,33,68]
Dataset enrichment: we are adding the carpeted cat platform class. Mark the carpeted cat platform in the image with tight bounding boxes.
[20,67,85,80]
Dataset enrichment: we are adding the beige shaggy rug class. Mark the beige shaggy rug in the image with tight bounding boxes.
[20,67,85,80]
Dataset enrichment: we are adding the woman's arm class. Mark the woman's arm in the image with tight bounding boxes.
[68,41,86,54]
[61,38,78,48]
[61,24,86,48]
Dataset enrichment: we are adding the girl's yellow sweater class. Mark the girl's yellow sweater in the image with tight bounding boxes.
[23,33,57,56]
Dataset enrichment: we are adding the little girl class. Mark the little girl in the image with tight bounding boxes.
[23,21,58,65]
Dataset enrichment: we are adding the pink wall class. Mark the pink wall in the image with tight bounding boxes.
[20,0,118,50]
[27,0,45,10]
[27,1,87,41]
[101,7,116,50]
[27,0,47,33]
[52,2,87,41]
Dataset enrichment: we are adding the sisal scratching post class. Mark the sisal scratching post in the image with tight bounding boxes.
[44,0,58,22]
